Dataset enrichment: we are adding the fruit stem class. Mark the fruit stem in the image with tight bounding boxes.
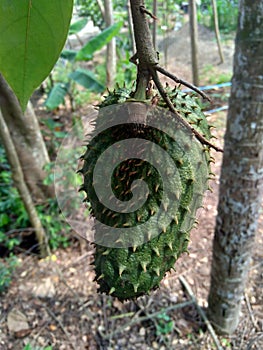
[130,0,158,100]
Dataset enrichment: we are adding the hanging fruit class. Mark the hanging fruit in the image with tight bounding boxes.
[79,84,215,300]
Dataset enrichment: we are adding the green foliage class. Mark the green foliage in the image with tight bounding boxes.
[0,145,70,253]
[45,21,122,110]
[198,0,239,33]
[0,146,28,253]
[75,21,123,61]
[74,0,104,28]
[0,0,73,111]
[45,83,69,111]
[0,255,18,294]
[23,344,52,350]
[40,118,67,158]
[201,64,232,85]
[69,69,105,92]
[37,199,70,250]
[155,312,174,336]
[69,18,88,35]
[221,338,232,348]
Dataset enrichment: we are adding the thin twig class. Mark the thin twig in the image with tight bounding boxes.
[4,227,34,236]
[44,305,78,350]
[139,5,158,20]
[179,276,223,350]
[239,317,249,350]
[244,292,259,331]
[100,300,193,340]
[110,312,136,320]
[150,67,223,152]
[246,333,263,350]
[156,65,211,101]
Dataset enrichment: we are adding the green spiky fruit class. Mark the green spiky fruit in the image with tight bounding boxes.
[80,85,213,300]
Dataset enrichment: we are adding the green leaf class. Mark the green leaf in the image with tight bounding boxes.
[45,83,68,110]
[54,131,67,138]
[0,213,10,227]
[22,346,33,350]
[75,21,123,61]
[0,1,74,111]
[69,69,105,92]
[61,49,77,61]
[69,18,88,35]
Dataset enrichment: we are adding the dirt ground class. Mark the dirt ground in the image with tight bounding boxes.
[0,24,262,350]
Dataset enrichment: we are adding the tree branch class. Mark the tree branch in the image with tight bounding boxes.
[155,65,211,101]
[130,0,222,152]
[150,67,223,152]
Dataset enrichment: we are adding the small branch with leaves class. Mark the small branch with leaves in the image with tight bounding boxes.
[130,0,223,153]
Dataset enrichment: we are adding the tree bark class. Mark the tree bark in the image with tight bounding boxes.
[189,0,199,85]
[0,110,49,257]
[0,74,54,202]
[104,0,116,88]
[152,0,157,50]
[130,0,158,99]
[208,0,263,334]
[127,0,136,55]
[211,0,224,64]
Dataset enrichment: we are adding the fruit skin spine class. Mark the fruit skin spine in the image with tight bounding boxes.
[80,86,212,300]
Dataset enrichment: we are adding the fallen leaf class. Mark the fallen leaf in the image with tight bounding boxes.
[14,328,32,338]
[7,309,29,333]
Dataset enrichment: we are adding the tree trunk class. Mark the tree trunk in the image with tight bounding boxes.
[0,110,49,257]
[127,0,136,55]
[104,0,116,88]
[0,74,54,203]
[211,0,224,64]
[208,0,263,334]
[152,0,157,49]
[96,0,105,21]
[189,0,199,85]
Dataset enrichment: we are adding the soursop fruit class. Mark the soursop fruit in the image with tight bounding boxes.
[79,85,213,300]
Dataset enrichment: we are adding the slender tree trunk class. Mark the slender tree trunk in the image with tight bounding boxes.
[211,0,224,63]
[0,74,54,202]
[104,0,116,88]
[189,0,199,85]
[127,0,136,55]
[208,0,263,334]
[163,3,168,68]
[0,110,49,257]
[96,0,105,21]
[152,0,157,49]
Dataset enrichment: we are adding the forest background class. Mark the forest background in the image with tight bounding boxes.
[0,1,262,349]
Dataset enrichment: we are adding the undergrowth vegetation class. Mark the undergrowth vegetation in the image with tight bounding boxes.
[0,145,70,293]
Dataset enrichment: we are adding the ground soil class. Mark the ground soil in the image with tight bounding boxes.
[0,24,262,350]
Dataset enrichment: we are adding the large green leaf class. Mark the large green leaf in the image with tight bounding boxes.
[75,21,123,61]
[0,1,74,111]
[69,69,105,92]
